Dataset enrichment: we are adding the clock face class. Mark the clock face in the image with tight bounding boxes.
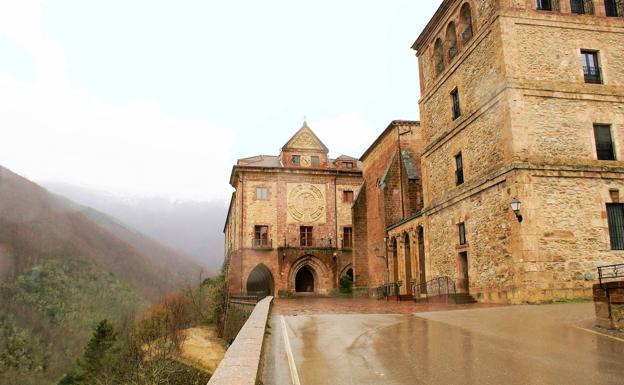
[301,156,311,166]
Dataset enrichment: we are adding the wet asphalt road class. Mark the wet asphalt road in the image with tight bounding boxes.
[261,302,624,385]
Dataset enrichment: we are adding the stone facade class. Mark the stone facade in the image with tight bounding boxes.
[224,123,362,296]
[357,0,624,303]
[352,121,423,291]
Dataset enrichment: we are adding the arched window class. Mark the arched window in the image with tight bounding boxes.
[446,22,458,62]
[434,38,445,75]
[460,3,473,44]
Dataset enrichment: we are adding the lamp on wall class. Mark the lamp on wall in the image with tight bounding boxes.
[510,198,523,223]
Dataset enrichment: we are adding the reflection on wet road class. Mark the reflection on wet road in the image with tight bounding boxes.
[268,303,624,385]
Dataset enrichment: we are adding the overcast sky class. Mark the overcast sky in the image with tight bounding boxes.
[0,0,441,201]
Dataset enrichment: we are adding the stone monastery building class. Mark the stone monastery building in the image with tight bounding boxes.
[225,0,624,303]
[224,123,362,296]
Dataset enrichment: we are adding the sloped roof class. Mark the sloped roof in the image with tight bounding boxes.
[237,155,282,167]
[281,121,329,152]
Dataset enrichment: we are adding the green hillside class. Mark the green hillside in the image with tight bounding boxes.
[0,165,210,384]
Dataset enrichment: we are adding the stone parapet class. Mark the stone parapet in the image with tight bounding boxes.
[593,282,624,330]
[208,296,273,385]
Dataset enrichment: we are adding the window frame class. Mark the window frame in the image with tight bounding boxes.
[343,190,354,203]
[292,155,301,166]
[580,50,602,84]
[451,88,461,120]
[605,0,622,16]
[594,124,616,161]
[455,152,464,186]
[343,226,353,249]
[254,225,270,247]
[256,187,269,200]
[300,226,313,247]
[607,203,624,250]
[311,156,320,166]
[536,0,554,10]
[458,222,467,246]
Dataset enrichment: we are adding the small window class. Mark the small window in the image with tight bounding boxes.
[594,124,616,161]
[343,227,353,249]
[580,51,602,84]
[343,190,354,203]
[300,226,313,247]
[451,88,461,120]
[256,187,268,200]
[344,161,354,168]
[536,0,554,10]
[605,0,622,16]
[607,203,624,250]
[455,153,464,185]
[570,0,593,14]
[292,155,301,166]
[458,222,467,245]
[311,156,320,166]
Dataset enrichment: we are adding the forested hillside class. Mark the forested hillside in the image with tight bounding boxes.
[0,166,211,384]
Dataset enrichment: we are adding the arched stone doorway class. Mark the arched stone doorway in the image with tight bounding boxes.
[391,238,399,284]
[288,255,330,295]
[417,226,427,294]
[246,264,274,295]
[404,233,412,294]
[295,266,315,292]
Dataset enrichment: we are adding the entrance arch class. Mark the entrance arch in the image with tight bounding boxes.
[295,266,315,292]
[391,237,399,284]
[404,233,412,294]
[417,226,427,293]
[246,264,274,295]
[288,255,330,294]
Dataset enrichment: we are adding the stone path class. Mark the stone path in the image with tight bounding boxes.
[260,299,624,385]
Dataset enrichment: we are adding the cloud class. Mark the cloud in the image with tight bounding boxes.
[0,0,233,201]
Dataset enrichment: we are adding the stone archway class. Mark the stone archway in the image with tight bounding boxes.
[295,266,315,292]
[246,263,274,295]
[288,255,330,295]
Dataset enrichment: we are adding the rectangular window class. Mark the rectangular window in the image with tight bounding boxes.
[254,225,269,247]
[594,124,616,160]
[580,50,602,84]
[455,153,464,185]
[343,227,353,249]
[344,161,354,168]
[256,187,268,200]
[570,0,592,14]
[607,203,624,250]
[451,88,461,120]
[458,222,467,245]
[536,0,553,10]
[605,0,621,16]
[300,226,313,247]
[343,190,354,203]
[311,156,320,166]
[292,155,301,166]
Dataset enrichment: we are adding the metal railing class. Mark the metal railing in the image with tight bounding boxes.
[374,282,403,301]
[341,239,353,249]
[252,238,272,249]
[413,276,456,301]
[583,66,602,84]
[598,263,624,290]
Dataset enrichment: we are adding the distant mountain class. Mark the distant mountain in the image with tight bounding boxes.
[0,166,208,384]
[42,182,227,272]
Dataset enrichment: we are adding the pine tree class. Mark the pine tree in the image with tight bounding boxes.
[79,319,116,376]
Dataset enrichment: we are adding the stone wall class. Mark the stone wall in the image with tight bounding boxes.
[352,121,423,289]
[208,296,273,385]
[593,282,624,330]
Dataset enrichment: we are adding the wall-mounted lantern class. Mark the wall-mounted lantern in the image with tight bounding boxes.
[510,198,523,223]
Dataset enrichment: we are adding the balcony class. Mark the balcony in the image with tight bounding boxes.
[583,66,602,84]
[341,239,353,250]
[251,238,272,250]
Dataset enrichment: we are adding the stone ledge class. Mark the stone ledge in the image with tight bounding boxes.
[208,296,273,385]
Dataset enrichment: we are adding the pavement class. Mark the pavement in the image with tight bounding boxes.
[260,298,624,385]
